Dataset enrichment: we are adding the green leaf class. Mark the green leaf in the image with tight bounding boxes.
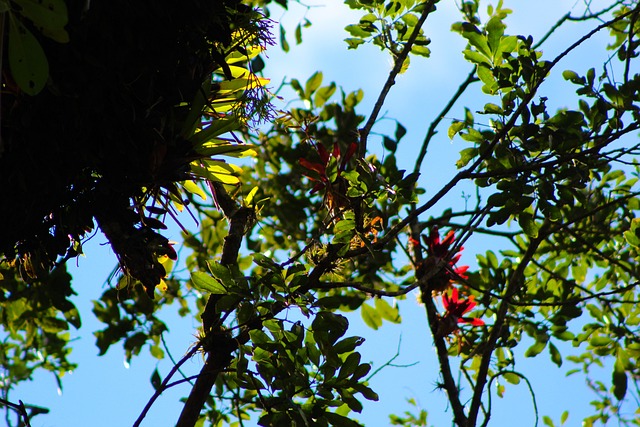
[383,136,397,153]
[518,212,538,238]
[18,0,68,31]
[190,271,227,294]
[150,368,162,391]
[312,311,349,346]
[395,122,407,142]
[8,15,49,95]
[410,45,431,57]
[353,383,379,401]
[207,261,235,288]
[400,12,418,27]
[305,71,324,98]
[325,412,363,427]
[279,24,289,52]
[589,336,611,347]
[150,345,165,360]
[190,160,242,185]
[624,218,640,248]
[460,22,492,58]
[374,298,401,323]
[503,372,520,385]
[188,117,240,145]
[562,69,585,85]
[476,65,496,89]
[463,49,491,66]
[333,336,365,355]
[295,23,302,44]
[612,356,627,400]
[560,411,569,425]
[345,24,373,38]
[338,352,361,379]
[37,317,68,333]
[244,186,259,206]
[315,82,337,107]
[524,340,547,358]
[483,103,503,114]
[182,181,207,201]
[549,342,562,367]
[456,147,478,168]
[345,38,366,49]
[486,16,505,55]
[360,303,382,330]
[498,36,518,55]
[448,121,465,139]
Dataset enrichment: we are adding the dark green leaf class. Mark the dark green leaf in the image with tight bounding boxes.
[8,15,49,95]
[612,357,627,400]
[524,341,547,358]
[325,412,363,427]
[549,342,562,367]
[150,368,162,391]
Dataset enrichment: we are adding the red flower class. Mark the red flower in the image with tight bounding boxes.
[417,227,469,292]
[299,142,357,193]
[298,142,358,214]
[442,287,484,327]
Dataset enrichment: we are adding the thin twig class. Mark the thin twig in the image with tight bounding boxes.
[413,69,477,175]
[132,343,203,427]
[484,371,539,427]
[365,336,419,382]
[358,0,437,158]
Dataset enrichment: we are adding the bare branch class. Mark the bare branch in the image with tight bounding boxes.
[413,69,478,175]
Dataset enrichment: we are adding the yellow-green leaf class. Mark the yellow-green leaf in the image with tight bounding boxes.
[189,118,240,146]
[245,186,259,206]
[182,180,207,201]
[196,142,256,158]
[360,302,382,330]
[374,298,401,323]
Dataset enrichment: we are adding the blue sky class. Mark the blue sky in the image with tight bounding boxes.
[13,0,633,426]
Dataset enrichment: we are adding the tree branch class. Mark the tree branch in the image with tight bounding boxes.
[174,181,253,427]
[466,226,548,427]
[358,0,438,158]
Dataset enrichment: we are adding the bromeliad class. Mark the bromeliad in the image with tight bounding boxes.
[416,227,469,293]
[299,142,358,215]
[437,287,485,337]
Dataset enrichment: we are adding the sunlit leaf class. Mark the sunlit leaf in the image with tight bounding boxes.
[190,271,227,294]
[361,303,382,330]
[182,181,207,201]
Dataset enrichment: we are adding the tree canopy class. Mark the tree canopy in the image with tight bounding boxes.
[2,0,640,426]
